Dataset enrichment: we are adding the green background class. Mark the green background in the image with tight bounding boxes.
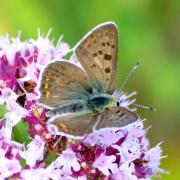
[0,0,179,179]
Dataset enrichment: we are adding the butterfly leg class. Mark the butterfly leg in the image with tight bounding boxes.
[92,114,102,132]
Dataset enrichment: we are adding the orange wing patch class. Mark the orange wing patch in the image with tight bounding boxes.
[57,122,80,135]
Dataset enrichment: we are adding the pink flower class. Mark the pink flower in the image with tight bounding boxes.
[0,147,21,179]
[142,143,166,175]
[18,61,39,83]
[47,148,81,178]
[93,153,118,176]
[0,87,18,104]
[111,162,137,180]
[0,125,12,142]
[53,41,70,59]
[20,135,45,167]
[0,87,28,128]
[20,169,48,180]
[5,107,28,127]
[112,121,145,163]
[83,129,124,147]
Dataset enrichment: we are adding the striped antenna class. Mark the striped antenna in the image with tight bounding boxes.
[133,103,156,111]
[119,62,140,92]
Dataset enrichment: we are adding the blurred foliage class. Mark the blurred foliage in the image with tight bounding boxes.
[0,0,179,179]
[0,104,8,119]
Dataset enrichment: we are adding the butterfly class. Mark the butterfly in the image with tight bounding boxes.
[38,22,138,138]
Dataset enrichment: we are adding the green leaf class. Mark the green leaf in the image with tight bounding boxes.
[13,120,31,145]
[45,152,57,166]
[0,104,8,119]
[20,158,26,169]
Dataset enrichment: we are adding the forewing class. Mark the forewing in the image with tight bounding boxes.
[38,61,91,108]
[50,112,99,137]
[95,106,138,130]
[75,22,118,94]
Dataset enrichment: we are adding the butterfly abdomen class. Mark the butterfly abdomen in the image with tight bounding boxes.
[46,102,85,116]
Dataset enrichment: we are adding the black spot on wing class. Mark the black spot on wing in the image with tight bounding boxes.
[105,67,111,73]
[102,42,106,47]
[106,42,110,46]
[93,53,97,57]
[91,64,96,69]
[104,54,112,60]
[98,50,103,55]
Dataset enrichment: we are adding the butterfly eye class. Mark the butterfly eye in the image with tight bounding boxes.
[116,101,120,106]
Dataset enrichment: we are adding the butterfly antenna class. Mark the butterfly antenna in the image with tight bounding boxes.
[133,103,156,111]
[119,62,140,92]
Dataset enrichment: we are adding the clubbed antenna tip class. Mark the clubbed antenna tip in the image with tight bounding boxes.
[133,103,156,111]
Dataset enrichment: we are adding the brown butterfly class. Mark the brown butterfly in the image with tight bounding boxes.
[38,22,138,138]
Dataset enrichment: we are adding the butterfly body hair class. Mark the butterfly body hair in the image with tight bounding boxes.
[47,93,116,116]
[87,93,116,113]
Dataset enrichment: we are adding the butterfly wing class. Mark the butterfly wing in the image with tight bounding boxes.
[50,111,99,137]
[38,61,92,108]
[74,22,118,94]
[95,106,138,130]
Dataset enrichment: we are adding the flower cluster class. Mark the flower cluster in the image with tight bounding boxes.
[0,31,165,179]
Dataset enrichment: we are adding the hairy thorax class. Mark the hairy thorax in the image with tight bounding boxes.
[87,94,116,112]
